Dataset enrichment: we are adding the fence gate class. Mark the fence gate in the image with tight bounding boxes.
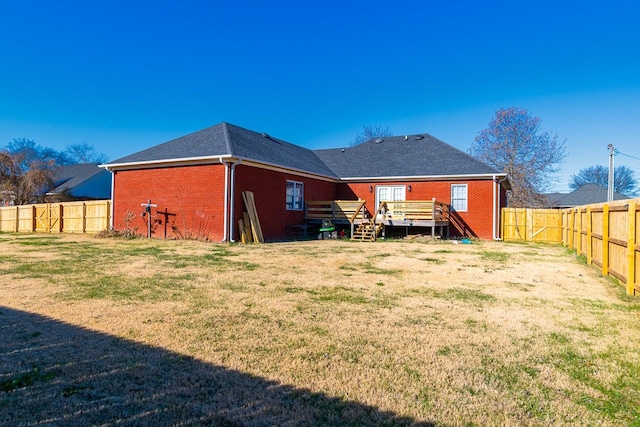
[502,208,563,243]
[34,204,62,233]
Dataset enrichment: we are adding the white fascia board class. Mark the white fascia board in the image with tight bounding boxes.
[100,155,235,171]
[230,159,339,182]
[100,155,339,182]
[338,173,508,182]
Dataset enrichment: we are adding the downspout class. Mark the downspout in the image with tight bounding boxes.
[492,175,497,240]
[105,167,115,229]
[493,176,509,240]
[220,158,230,242]
[229,159,242,242]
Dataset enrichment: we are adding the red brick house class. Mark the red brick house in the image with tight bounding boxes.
[102,122,510,241]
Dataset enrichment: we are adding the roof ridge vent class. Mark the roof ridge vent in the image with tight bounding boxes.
[374,138,384,143]
[415,135,424,140]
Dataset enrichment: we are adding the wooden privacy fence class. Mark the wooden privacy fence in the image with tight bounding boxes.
[563,200,639,296]
[0,200,111,234]
[502,200,639,296]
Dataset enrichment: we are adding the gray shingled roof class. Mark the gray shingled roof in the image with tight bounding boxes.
[108,122,337,178]
[545,183,627,208]
[313,134,501,178]
[50,164,111,199]
[106,123,502,180]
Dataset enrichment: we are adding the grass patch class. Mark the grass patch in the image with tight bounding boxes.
[61,274,196,301]
[8,236,62,246]
[479,250,510,262]
[433,287,497,303]
[1,367,55,392]
[1,235,639,425]
[421,257,445,264]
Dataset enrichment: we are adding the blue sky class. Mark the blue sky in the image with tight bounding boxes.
[1,1,639,192]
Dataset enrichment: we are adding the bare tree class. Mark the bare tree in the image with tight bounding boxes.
[64,142,109,164]
[351,124,393,147]
[469,107,567,207]
[0,150,55,205]
[570,165,637,197]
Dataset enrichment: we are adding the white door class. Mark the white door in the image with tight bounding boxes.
[376,186,406,207]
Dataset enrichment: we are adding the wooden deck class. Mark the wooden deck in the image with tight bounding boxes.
[304,199,450,240]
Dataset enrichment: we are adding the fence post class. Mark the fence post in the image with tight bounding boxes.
[586,207,592,265]
[602,204,610,278]
[577,208,583,255]
[83,202,87,233]
[569,209,575,250]
[628,202,636,296]
[15,206,19,232]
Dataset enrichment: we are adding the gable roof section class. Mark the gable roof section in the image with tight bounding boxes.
[106,122,337,178]
[546,183,627,208]
[50,163,111,199]
[314,134,502,179]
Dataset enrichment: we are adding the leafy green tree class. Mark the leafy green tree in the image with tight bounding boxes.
[570,165,637,197]
[469,107,567,207]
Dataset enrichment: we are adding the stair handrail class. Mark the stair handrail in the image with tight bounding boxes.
[371,201,388,225]
[348,200,367,224]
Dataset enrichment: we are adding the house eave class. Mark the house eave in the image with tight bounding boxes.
[100,155,339,182]
[100,155,235,171]
[237,159,339,182]
[338,173,508,182]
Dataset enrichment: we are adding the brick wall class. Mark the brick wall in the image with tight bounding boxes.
[338,179,505,239]
[113,163,338,241]
[233,165,337,241]
[113,164,226,240]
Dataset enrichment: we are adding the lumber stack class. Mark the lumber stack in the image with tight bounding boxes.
[239,191,264,243]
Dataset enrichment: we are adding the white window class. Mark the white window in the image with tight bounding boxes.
[451,184,468,212]
[286,181,304,210]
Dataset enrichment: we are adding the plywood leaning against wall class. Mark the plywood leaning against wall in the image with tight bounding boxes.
[0,200,111,234]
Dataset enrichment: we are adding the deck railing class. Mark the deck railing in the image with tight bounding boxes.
[304,200,367,223]
[377,199,449,223]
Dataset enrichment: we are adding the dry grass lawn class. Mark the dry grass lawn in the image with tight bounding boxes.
[1,233,639,426]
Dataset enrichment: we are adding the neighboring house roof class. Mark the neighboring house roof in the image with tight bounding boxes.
[545,183,627,208]
[108,122,338,178]
[314,134,502,179]
[105,122,506,182]
[50,163,112,199]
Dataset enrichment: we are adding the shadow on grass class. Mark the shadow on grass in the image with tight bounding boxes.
[0,306,433,426]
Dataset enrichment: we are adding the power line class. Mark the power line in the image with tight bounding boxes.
[616,150,640,162]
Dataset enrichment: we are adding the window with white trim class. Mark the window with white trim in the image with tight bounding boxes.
[286,180,304,210]
[451,184,468,212]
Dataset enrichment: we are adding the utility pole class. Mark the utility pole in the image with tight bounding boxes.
[607,144,615,202]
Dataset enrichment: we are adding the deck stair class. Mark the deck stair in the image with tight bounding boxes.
[352,221,383,241]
